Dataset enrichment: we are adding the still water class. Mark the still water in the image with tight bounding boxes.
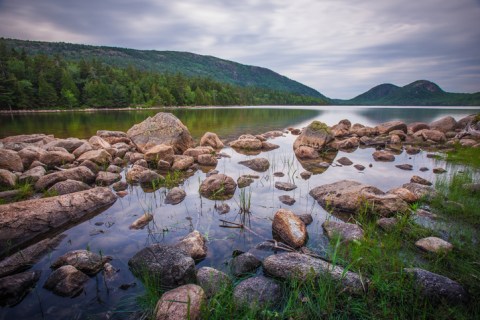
[0,106,478,320]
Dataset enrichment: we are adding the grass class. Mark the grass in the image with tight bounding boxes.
[236,187,252,214]
[443,145,480,168]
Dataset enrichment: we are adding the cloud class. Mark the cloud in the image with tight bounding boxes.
[0,0,479,98]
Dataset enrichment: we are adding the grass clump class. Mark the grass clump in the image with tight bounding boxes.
[443,145,480,168]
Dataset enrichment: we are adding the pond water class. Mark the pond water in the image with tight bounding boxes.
[0,106,478,320]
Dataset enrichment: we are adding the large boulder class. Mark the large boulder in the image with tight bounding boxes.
[128,244,196,289]
[127,112,194,154]
[199,174,237,200]
[272,209,307,248]
[0,270,41,306]
[310,180,409,217]
[375,120,407,134]
[0,149,24,172]
[430,116,457,133]
[293,121,333,150]
[294,145,319,159]
[233,276,282,309]
[200,132,224,149]
[43,265,89,297]
[405,268,467,304]
[238,158,270,172]
[155,284,205,320]
[35,166,96,190]
[0,187,116,255]
[263,253,366,294]
[51,249,111,275]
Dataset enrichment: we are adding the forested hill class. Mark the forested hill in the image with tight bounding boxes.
[0,39,329,110]
[334,80,480,106]
[1,38,326,99]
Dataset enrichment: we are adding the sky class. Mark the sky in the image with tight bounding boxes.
[1,0,479,99]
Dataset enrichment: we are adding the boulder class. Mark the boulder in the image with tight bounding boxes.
[165,187,187,205]
[233,276,282,309]
[261,141,280,151]
[129,213,153,230]
[39,150,75,168]
[88,135,111,150]
[199,174,237,200]
[43,265,89,297]
[0,187,116,255]
[0,270,41,306]
[376,217,398,231]
[128,244,196,288]
[128,152,144,163]
[410,175,432,186]
[18,166,46,184]
[77,149,112,165]
[173,230,207,260]
[375,120,407,134]
[48,179,91,195]
[322,221,364,242]
[430,116,457,133]
[197,154,218,166]
[144,144,174,163]
[310,180,409,217]
[420,130,446,143]
[72,142,93,158]
[402,182,436,199]
[387,187,418,203]
[126,165,150,183]
[272,209,307,248]
[155,284,205,320]
[230,252,261,277]
[408,122,430,133]
[405,268,467,304]
[0,169,17,188]
[79,159,100,174]
[1,134,53,145]
[279,195,296,205]
[351,124,378,137]
[330,137,360,150]
[171,155,195,171]
[157,159,171,170]
[96,171,121,186]
[196,267,230,298]
[263,253,366,294]
[230,136,263,150]
[112,181,128,192]
[127,112,194,154]
[275,181,297,191]
[138,170,163,185]
[184,146,215,160]
[51,249,111,275]
[294,145,319,159]
[200,132,224,149]
[96,130,130,145]
[372,150,395,162]
[0,234,65,278]
[238,158,270,172]
[18,146,47,169]
[35,166,96,190]
[330,119,351,137]
[415,237,453,253]
[107,164,122,173]
[42,138,84,153]
[293,121,333,150]
[0,149,24,172]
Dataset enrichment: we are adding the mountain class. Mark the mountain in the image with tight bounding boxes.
[1,38,326,99]
[335,80,480,106]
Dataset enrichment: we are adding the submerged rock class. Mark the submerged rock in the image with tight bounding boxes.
[127,112,194,154]
[0,270,41,306]
[279,194,296,205]
[51,249,111,275]
[199,174,237,200]
[129,213,154,230]
[272,209,307,248]
[128,244,196,289]
[275,181,297,191]
[165,187,187,205]
[233,276,282,309]
[263,253,366,294]
[155,284,205,320]
[43,265,89,297]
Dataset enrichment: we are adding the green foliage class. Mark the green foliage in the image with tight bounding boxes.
[0,38,330,110]
[443,145,480,168]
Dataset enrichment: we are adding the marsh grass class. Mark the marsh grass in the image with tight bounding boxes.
[444,145,480,168]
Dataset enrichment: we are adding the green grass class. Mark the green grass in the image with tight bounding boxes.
[444,146,480,168]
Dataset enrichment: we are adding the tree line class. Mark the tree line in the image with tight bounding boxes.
[0,43,327,110]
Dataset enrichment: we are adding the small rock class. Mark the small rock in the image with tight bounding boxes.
[354,164,365,171]
[77,149,112,165]
[300,171,312,179]
[410,175,432,186]
[155,284,205,320]
[395,164,413,170]
[372,150,395,162]
[139,170,164,185]
[157,159,171,170]
[43,265,89,297]
[119,282,136,290]
[112,181,128,191]
[405,267,467,303]
[419,167,429,172]
[199,174,237,200]
[272,209,307,248]
[296,213,313,225]
[233,276,282,309]
[433,167,446,174]
[174,230,207,260]
[273,171,285,177]
[337,157,353,166]
[51,249,111,275]
[106,164,122,173]
[165,187,187,205]
[376,217,398,231]
[206,169,219,177]
[215,203,230,214]
[238,158,270,172]
[200,132,224,149]
[275,181,297,191]
[261,141,280,151]
[237,176,254,188]
[230,252,261,277]
[196,267,230,298]
[18,166,46,184]
[322,220,364,242]
[197,154,218,166]
[405,146,421,154]
[144,144,174,163]
[171,155,195,171]
[129,213,154,230]
[0,169,17,188]
[415,237,453,253]
[116,190,128,197]
[279,195,296,205]
[96,171,121,186]
[387,187,418,203]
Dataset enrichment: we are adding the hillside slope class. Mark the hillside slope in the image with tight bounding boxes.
[1,38,326,99]
[336,80,480,106]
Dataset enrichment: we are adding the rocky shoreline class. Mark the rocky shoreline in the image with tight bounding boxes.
[0,112,478,316]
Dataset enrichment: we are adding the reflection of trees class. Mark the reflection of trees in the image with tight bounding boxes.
[0,108,322,140]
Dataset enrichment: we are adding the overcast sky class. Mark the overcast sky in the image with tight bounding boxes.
[1,0,479,99]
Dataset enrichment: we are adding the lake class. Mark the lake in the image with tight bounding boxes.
[0,106,479,320]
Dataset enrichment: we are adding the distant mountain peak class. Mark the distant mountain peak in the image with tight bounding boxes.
[405,80,443,93]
